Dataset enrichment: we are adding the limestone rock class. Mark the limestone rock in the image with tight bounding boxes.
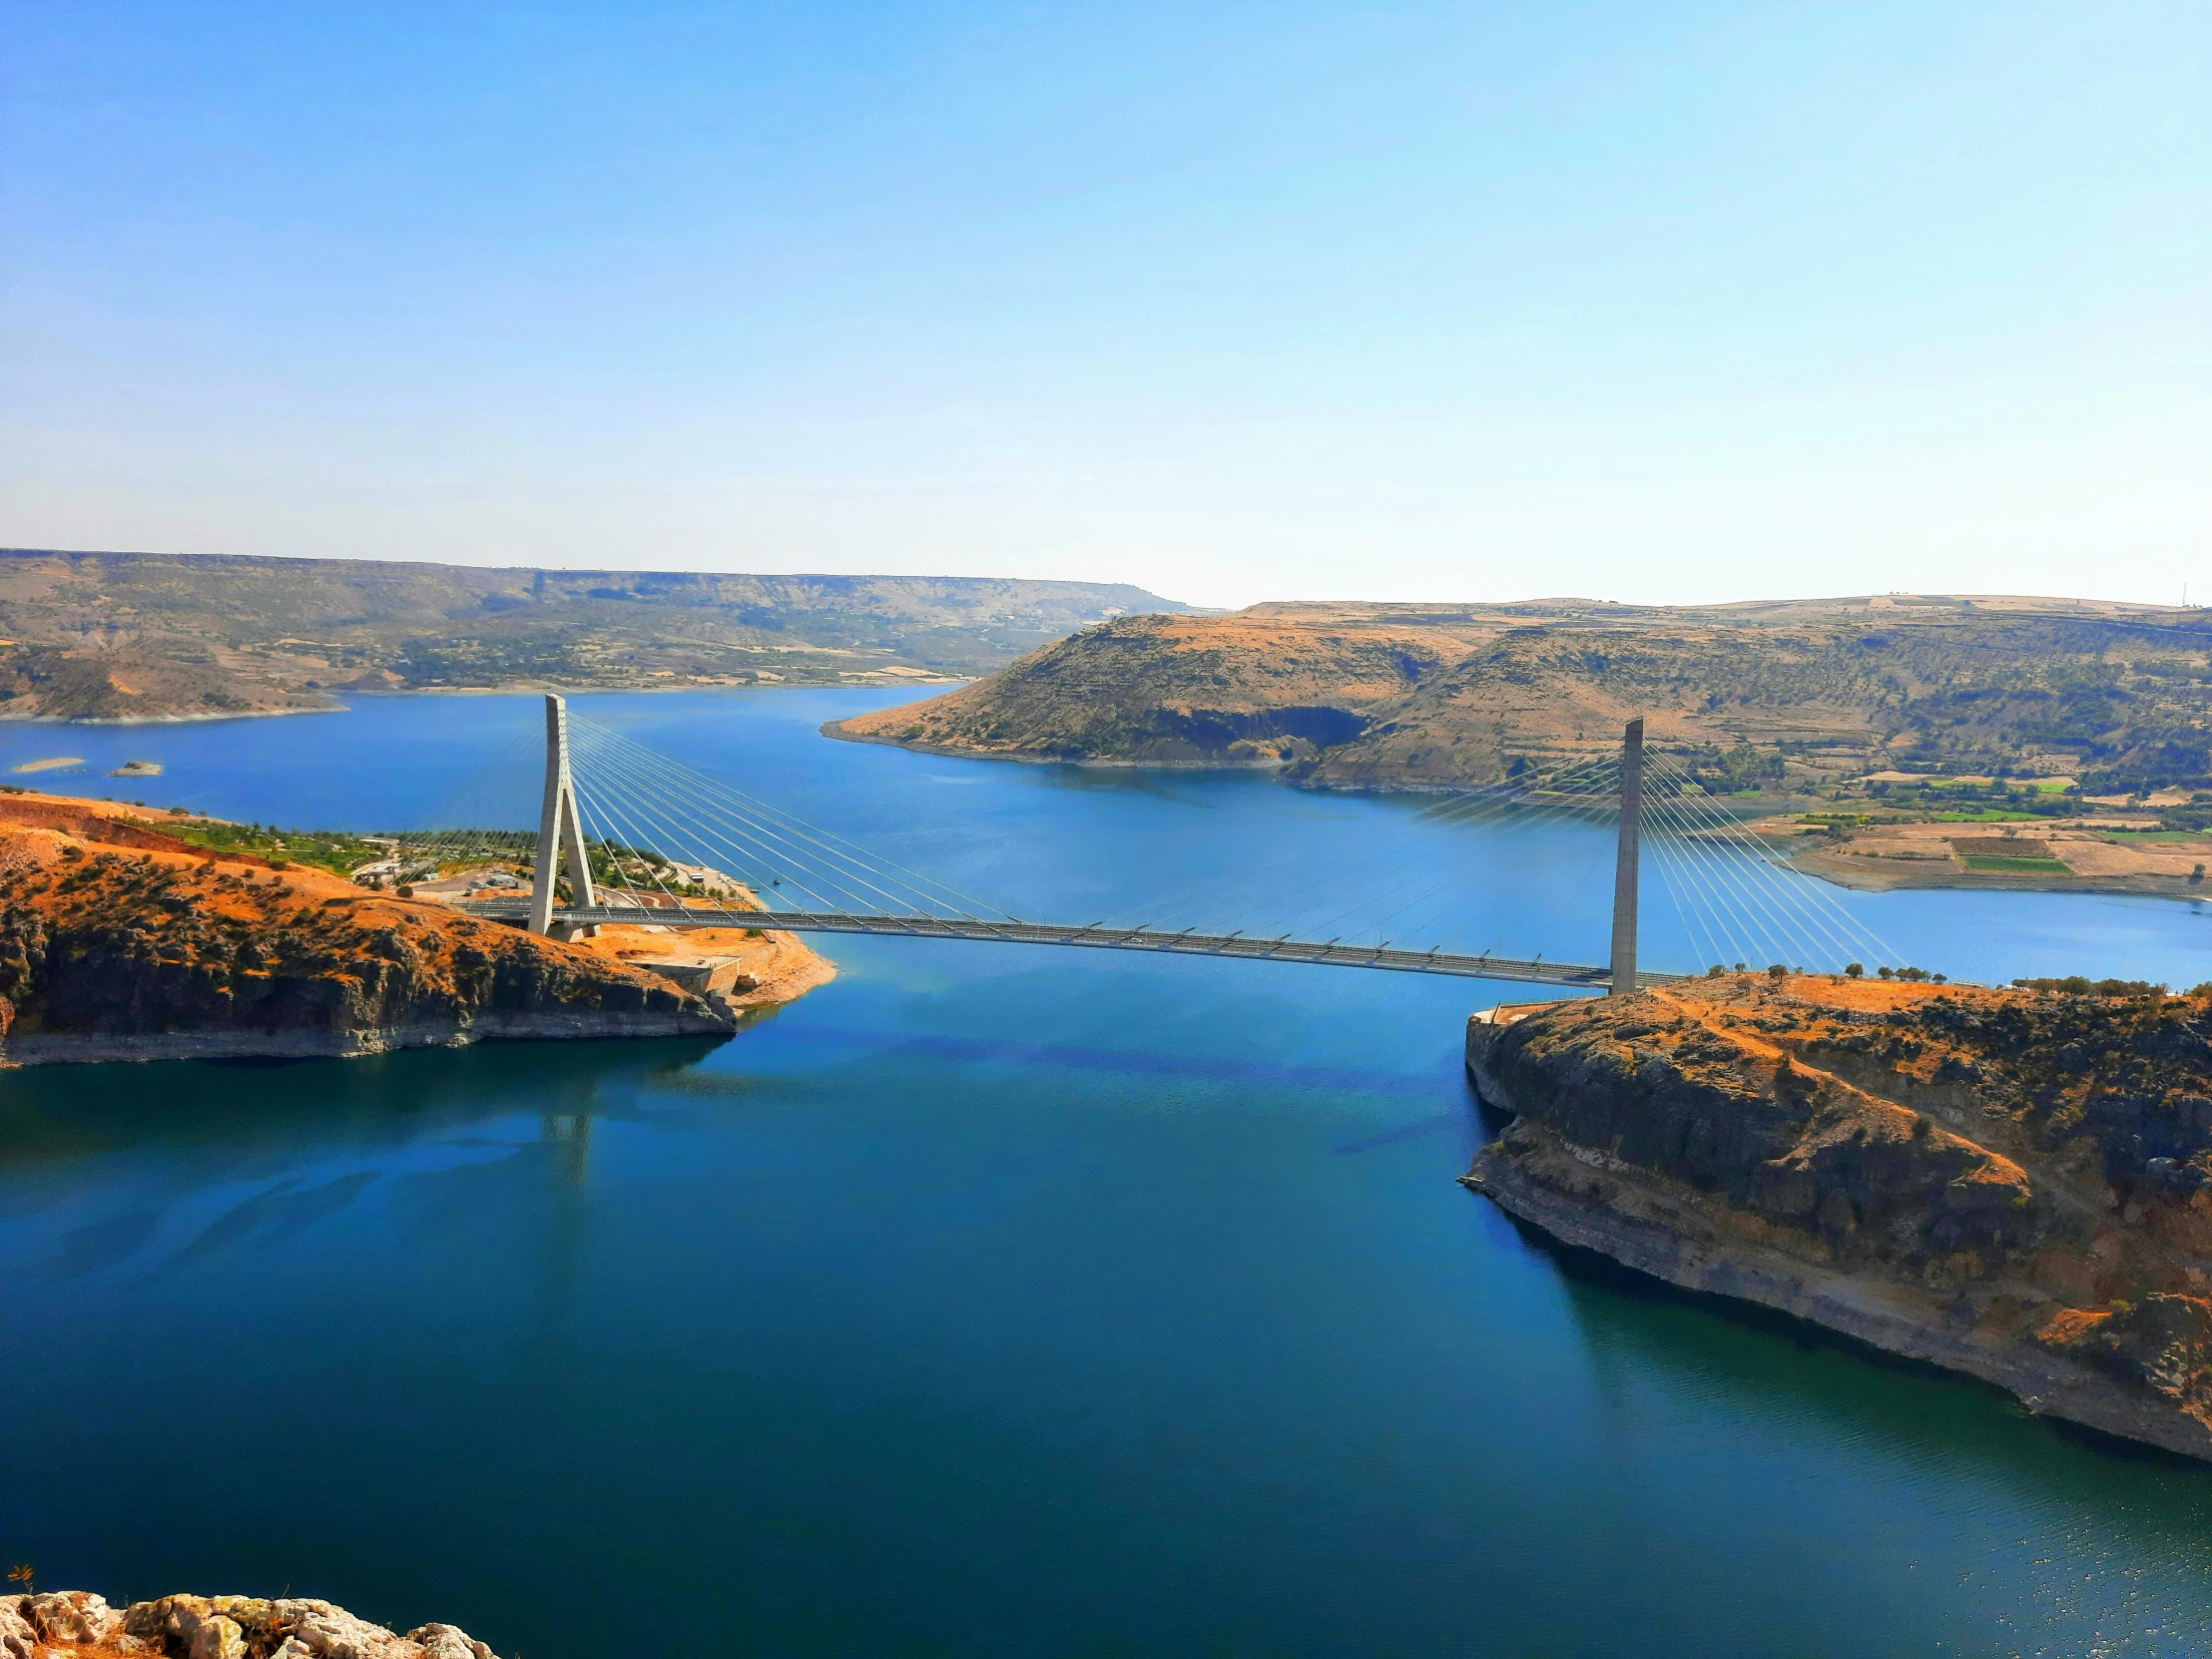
[115,1593,501,1659]
[1,1596,39,1659]
[29,1590,127,1644]
[273,1598,432,1657]
[405,1625,495,1659]
[1463,977,2212,1461]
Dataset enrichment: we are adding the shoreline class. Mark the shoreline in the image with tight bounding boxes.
[0,1008,738,1069]
[827,725,2212,907]
[1785,845,2212,904]
[0,677,974,730]
[0,701,340,727]
[1460,987,2212,1464]
[1459,1120,2210,1459]
[0,794,845,1070]
[819,717,1290,769]
[22,696,2189,909]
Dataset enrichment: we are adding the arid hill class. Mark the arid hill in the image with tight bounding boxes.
[0,548,1190,720]
[0,791,828,1064]
[1466,973,2212,1459]
[832,594,2212,797]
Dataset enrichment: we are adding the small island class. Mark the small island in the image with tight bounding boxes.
[1465,972,2212,1460]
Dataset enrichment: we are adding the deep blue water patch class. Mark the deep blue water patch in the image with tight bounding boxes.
[4,690,2212,1655]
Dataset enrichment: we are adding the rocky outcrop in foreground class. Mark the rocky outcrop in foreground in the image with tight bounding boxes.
[2,1590,497,1659]
[1465,974,2212,1460]
[0,801,742,1066]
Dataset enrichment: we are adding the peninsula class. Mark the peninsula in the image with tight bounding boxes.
[832,593,2212,897]
[833,594,2212,796]
[1464,973,2212,1460]
[0,791,830,1066]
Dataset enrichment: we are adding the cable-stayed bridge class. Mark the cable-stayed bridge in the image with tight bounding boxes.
[435,696,1893,995]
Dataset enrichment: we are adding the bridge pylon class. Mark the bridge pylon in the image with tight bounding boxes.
[529,693,598,936]
[1609,717,1643,995]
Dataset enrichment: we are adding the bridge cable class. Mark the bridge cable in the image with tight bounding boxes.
[571,763,729,920]
[1640,786,1835,968]
[1641,804,1755,970]
[570,726,948,916]
[1268,754,1627,946]
[569,717,1020,922]
[572,715,1020,921]
[1648,780,1883,970]
[1641,795,1773,968]
[1638,787,1812,966]
[1108,751,1625,944]
[1642,754,1891,967]
[570,739,895,918]
[1342,765,1628,943]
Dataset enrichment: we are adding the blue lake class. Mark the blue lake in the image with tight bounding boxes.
[6,689,2212,1656]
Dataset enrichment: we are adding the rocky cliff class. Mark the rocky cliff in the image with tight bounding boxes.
[3,1588,497,1658]
[0,797,752,1065]
[1464,975,2212,1460]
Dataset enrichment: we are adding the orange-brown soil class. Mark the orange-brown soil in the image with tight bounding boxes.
[582,920,833,1009]
[0,791,829,1065]
[1466,974,2212,1458]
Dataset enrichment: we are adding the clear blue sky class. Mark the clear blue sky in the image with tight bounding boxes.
[2,2,2204,608]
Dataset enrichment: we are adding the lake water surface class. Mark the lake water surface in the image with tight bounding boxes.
[7,689,2212,1656]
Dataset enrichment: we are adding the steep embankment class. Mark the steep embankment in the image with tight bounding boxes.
[3,1587,499,1658]
[1464,976,2212,1459]
[832,594,2212,797]
[0,794,767,1065]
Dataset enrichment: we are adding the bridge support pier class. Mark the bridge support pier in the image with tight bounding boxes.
[1609,717,1643,995]
[530,694,598,936]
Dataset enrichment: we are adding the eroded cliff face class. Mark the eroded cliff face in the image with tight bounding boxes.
[2,1587,497,1658]
[1465,976,2212,1460]
[0,817,740,1065]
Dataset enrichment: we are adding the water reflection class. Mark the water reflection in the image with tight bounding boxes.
[540,1112,592,1186]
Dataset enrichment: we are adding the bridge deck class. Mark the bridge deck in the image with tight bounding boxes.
[456,899,1684,990]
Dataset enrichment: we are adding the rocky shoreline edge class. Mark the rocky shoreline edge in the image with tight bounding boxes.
[0,1005,733,1067]
[1461,1115,2200,1458]
[0,790,843,1069]
[1461,980,2212,1464]
[3,1590,498,1659]
[816,716,1265,770]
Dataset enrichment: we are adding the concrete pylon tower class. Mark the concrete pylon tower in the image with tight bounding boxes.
[529,694,597,935]
[1609,717,1644,995]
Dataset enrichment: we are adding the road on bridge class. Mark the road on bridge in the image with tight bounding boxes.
[458,897,1683,990]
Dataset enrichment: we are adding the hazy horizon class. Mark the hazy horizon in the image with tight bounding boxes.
[3,2,2205,611]
[8,542,2212,620]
